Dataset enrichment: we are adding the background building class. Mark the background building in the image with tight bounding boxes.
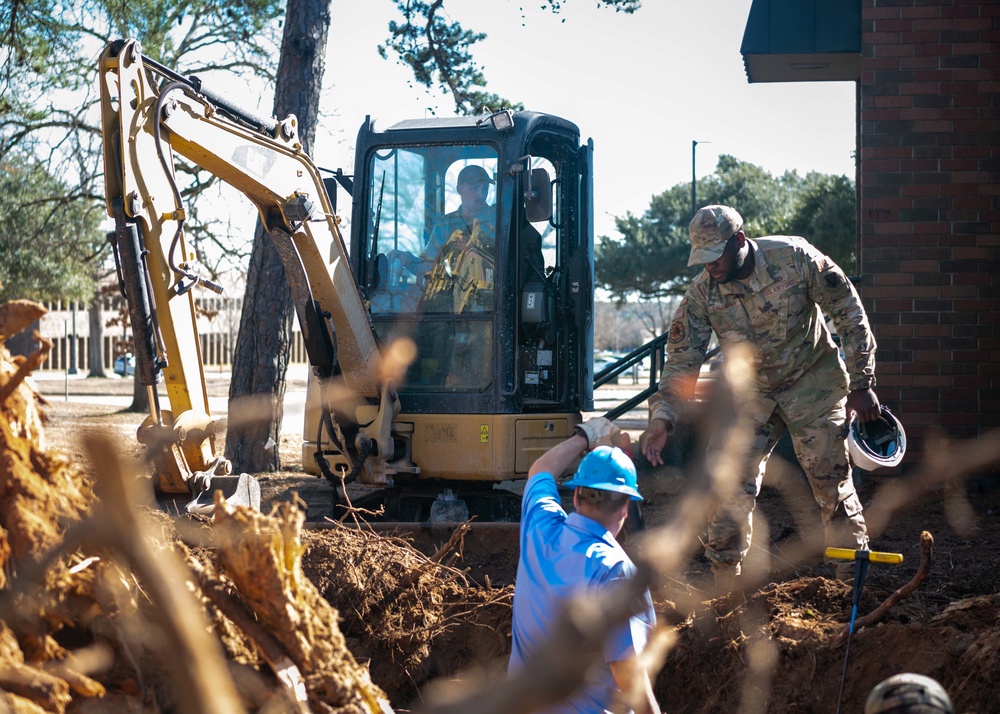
[14,295,309,374]
[742,0,999,461]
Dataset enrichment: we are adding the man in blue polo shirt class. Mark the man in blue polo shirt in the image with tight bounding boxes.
[509,417,661,714]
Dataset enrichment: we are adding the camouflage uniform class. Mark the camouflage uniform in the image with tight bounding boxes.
[648,235,876,572]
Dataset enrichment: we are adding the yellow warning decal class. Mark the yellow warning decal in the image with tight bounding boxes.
[480,424,489,443]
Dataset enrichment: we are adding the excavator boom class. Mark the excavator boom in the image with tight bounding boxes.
[99,39,395,507]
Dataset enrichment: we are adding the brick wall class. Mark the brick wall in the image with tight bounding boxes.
[858,0,999,458]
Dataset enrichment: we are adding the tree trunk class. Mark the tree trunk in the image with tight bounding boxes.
[127,378,150,412]
[226,0,332,473]
[87,289,106,378]
[226,224,294,471]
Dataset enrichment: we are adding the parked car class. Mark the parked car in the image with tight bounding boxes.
[593,352,626,384]
[113,353,135,377]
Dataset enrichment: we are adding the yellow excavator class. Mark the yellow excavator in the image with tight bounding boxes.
[99,38,598,520]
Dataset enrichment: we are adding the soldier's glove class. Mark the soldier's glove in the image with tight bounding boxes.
[575,417,621,450]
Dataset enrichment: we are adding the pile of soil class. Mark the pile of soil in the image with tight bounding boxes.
[639,457,1000,713]
[301,525,512,706]
[17,302,1000,712]
[0,302,510,713]
[654,565,1000,713]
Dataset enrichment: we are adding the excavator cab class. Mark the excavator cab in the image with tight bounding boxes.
[306,111,595,518]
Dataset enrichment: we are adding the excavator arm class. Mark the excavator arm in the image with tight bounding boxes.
[99,39,398,505]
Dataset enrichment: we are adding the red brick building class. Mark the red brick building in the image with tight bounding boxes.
[742,0,999,462]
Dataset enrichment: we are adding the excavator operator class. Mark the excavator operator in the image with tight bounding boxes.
[393,164,497,315]
[386,164,497,388]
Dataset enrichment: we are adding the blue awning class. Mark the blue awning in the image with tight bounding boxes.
[741,0,860,83]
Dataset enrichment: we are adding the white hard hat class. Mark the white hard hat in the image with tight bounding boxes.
[864,673,953,714]
[849,406,906,471]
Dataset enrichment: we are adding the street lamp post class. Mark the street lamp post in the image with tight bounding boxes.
[691,140,711,216]
[68,300,78,375]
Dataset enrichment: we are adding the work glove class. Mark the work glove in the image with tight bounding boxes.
[575,417,622,450]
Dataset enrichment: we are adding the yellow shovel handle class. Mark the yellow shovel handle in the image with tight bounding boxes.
[825,547,904,564]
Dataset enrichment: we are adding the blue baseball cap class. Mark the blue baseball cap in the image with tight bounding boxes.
[563,445,642,501]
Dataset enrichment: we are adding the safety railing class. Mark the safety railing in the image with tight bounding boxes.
[596,336,719,421]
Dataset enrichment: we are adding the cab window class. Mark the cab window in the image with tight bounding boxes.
[365,145,498,391]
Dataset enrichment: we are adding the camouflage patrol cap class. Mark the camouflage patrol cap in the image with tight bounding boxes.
[687,205,744,267]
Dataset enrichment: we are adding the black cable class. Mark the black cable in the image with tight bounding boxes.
[150,79,224,296]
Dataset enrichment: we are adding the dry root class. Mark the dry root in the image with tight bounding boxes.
[213,494,393,713]
[832,530,934,647]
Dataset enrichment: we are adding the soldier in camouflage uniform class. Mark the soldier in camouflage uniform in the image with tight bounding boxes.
[641,205,882,584]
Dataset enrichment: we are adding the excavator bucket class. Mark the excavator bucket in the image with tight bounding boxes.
[157,473,262,516]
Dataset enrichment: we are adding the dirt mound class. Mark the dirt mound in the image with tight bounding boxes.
[301,524,513,706]
[655,578,1000,714]
[0,304,515,712]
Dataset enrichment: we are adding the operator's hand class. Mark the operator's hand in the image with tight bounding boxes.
[387,248,415,266]
[847,388,881,423]
[641,419,671,467]
[575,417,622,450]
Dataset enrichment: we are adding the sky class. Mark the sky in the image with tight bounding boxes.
[305,0,858,241]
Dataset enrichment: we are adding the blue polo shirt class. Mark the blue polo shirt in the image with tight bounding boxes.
[508,473,656,714]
